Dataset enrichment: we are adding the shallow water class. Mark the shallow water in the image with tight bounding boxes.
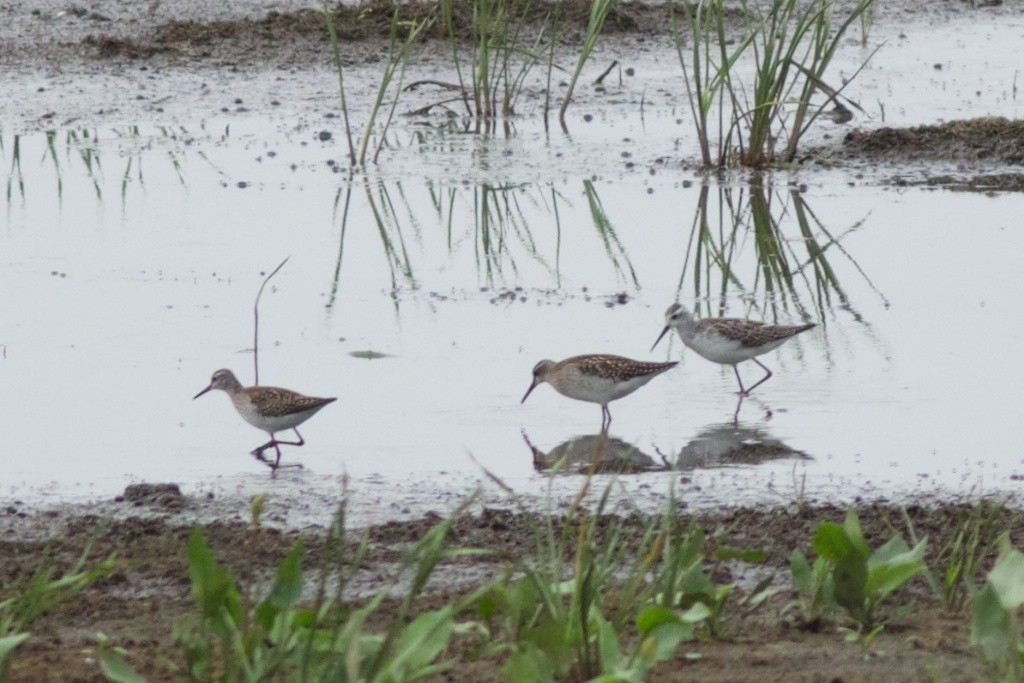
[3,10,1024,525]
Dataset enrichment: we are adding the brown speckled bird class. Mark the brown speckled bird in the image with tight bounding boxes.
[521,354,677,430]
[194,369,335,472]
[652,303,815,395]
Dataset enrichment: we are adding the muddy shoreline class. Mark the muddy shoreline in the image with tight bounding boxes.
[6,0,1022,184]
[4,498,1016,681]
[5,0,1024,680]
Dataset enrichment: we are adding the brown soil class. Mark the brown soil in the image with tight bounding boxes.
[4,0,1021,679]
[3,500,1017,681]
[843,117,1024,165]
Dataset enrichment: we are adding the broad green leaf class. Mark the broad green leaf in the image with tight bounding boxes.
[290,608,316,629]
[255,601,278,633]
[523,619,572,672]
[595,613,622,674]
[678,563,714,600]
[866,558,925,601]
[636,606,678,634]
[646,620,693,660]
[833,553,867,620]
[502,642,555,683]
[98,646,147,683]
[679,602,712,623]
[972,583,1013,664]
[267,543,303,613]
[790,549,812,592]
[843,509,870,558]
[867,535,912,570]
[987,549,1024,611]
[185,530,244,639]
[476,591,503,620]
[812,522,853,562]
[388,607,454,675]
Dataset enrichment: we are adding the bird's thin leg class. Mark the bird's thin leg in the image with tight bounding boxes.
[263,429,306,471]
[732,394,745,425]
[272,442,284,471]
[251,437,277,457]
[733,365,748,396]
[742,359,774,395]
[601,405,612,432]
[272,428,306,448]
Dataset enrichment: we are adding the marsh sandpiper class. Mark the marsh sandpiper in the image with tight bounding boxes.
[194,369,336,472]
[521,354,677,429]
[652,303,815,395]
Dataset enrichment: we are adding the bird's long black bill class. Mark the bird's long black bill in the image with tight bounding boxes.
[651,326,671,351]
[193,385,213,400]
[521,380,539,404]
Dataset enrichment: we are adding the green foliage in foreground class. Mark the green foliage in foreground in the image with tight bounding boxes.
[0,548,115,682]
[936,500,1005,612]
[790,508,927,630]
[100,499,482,682]
[971,536,1024,680]
[10,497,1004,682]
[471,476,775,682]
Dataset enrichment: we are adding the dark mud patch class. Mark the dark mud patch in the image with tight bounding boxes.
[80,0,655,64]
[843,117,1024,165]
[3,501,1020,680]
[81,35,169,59]
[892,172,1024,193]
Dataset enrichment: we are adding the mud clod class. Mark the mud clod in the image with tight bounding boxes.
[119,483,186,509]
[844,117,1024,165]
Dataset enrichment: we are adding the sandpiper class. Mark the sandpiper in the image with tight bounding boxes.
[652,303,815,395]
[521,354,677,429]
[193,369,336,472]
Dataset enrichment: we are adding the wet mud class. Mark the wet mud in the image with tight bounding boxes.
[5,0,1023,680]
[843,117,1024,165]
[3,499,1014,681]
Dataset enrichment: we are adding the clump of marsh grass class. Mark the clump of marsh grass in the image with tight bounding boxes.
[359,12,435,165]
[439,0,550,120]
[676,0,875,168]
[558,0,615,129]
[322,4,432,167]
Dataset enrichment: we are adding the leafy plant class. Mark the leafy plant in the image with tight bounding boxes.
[933,500,1006,612]
[475,471,774,682]
[971,536,1024,679]
[810,508,927,629]
[786,545,835,626]
[0,548,115,680]
[102,496,484,682]
[473,471,690,681]
[647,525,777,640]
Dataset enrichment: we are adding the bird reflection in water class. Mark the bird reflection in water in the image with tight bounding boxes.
[523,430,659,474]
[665,421,810,471]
